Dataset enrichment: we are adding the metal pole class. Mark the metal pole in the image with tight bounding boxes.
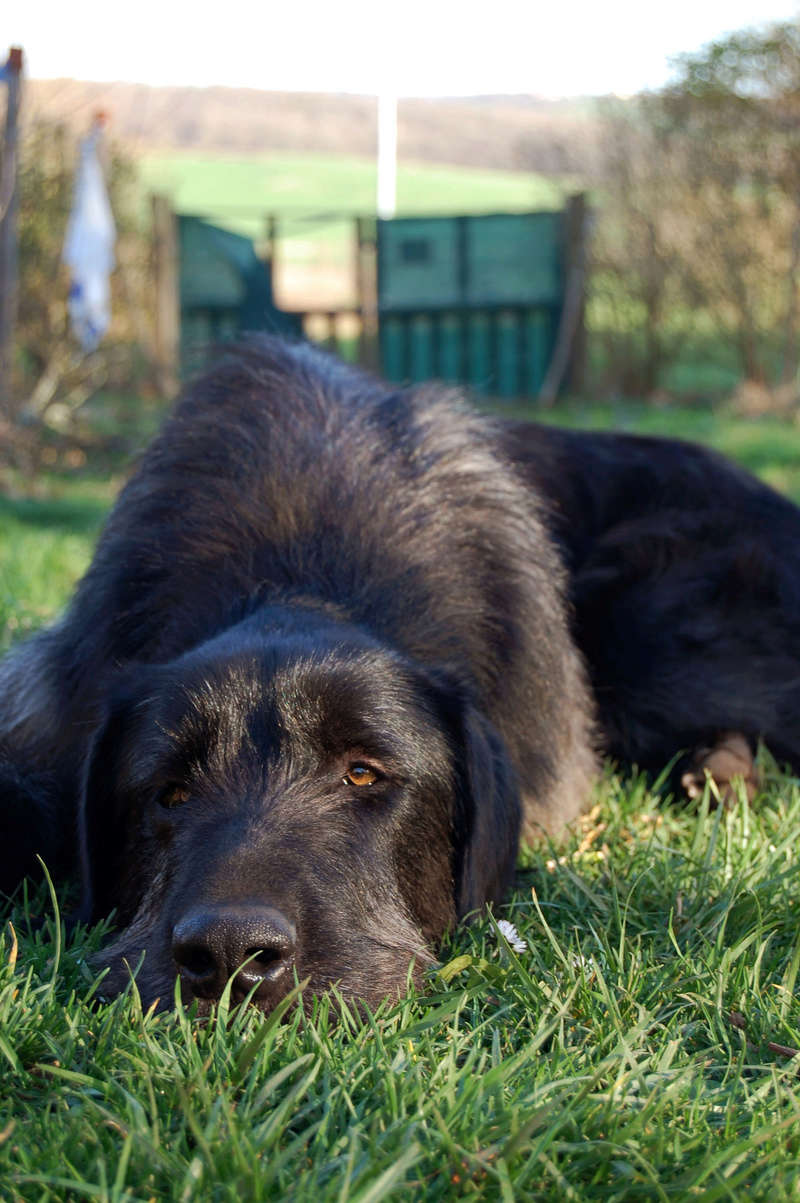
[376,93,397,220]
[0,47,23,415]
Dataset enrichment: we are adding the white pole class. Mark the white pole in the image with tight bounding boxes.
[377,92,397,219]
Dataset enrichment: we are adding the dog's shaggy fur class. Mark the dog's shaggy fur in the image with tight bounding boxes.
[2,337,799,1012]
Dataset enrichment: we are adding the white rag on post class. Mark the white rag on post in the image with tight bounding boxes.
[63,127,116,352]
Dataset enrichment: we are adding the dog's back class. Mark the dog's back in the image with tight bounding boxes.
[501,418,800,776]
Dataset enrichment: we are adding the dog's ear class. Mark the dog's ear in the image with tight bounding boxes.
[451,702,522,918]
[421,670,522,919]
[77,686,143,924]
[0,757,70,896]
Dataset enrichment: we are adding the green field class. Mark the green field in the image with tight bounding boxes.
[137,151,567,232]
[0,480,117,654]
[2,400,800,1200]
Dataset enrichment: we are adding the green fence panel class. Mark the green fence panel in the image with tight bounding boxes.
[494,311,516,398]
[380,317,405,383]
[465,213,562,307]
[409,314,434,382]
[377,210,566,399]
[377,218,462,310]
[439,313,462,384]
[178,216,301,375]
[525,309,549,395]
[465,312,490,393]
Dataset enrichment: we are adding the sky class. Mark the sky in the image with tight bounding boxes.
[7,0,800,98]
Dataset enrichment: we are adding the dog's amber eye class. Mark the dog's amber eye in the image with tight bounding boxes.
[160,785,190,809]
[344,765,379,788]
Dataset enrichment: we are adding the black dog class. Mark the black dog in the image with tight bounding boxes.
[1,337,798,1014]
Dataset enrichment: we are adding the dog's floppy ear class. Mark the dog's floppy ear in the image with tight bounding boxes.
[422,670,522,919]
[0,757,70,896]
[452,702,522,918]
[77,685,144,924]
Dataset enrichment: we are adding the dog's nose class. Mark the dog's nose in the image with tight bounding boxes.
[172,904,296,1003]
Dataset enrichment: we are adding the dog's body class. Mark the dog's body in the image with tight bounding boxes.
[499,420,800,778]
[1,337,799,1012]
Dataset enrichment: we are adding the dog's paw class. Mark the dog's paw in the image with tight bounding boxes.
[680,731,759,805]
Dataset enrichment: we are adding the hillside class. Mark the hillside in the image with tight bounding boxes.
[25,79,598,174]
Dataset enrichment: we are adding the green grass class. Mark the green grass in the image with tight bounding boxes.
[137,151,566,234]
[3,783,800,1200]
[0,479,116,654]
[2,401,800,1200]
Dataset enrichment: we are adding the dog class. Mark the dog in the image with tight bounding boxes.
[1,336,798,1014]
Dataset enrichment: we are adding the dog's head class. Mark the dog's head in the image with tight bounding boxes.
[78,611,521,1014]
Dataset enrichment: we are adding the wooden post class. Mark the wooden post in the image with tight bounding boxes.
[354,216,366,363]
[538,192,589,405]
[263,214,277,260]
[151,194,180,397]
[263,214,278,296]
[565,192,588,395]
[355,216,380,370]
[0,47,23,416]
[326,312,338,352]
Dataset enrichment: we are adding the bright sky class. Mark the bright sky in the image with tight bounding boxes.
[8,0,800,98]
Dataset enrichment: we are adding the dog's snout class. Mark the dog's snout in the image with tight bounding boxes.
[172,904,296,1003]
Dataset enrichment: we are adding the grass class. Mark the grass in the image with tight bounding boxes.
[2,399,800,1200]
[2,784,800,1200]
[0,481,114,654]
[137,151,567,235]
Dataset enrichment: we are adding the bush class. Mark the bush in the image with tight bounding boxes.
[3,118,155,459]
[591,21,800,402]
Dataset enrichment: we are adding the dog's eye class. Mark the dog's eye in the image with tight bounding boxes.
[343,764,380,788]
[159,784,190,810]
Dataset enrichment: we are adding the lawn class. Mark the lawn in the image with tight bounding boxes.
[0,482,114,655]
[136,151,566,234]
[1,398,800,1201]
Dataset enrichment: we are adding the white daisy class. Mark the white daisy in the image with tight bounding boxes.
[496,919,528,953]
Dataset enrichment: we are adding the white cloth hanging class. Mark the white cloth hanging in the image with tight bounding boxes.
[63,126,116,352]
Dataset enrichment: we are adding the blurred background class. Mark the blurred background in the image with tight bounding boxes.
[3,2,800,503]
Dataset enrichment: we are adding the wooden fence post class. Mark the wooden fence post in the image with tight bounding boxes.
[538,192,589,405]
[355,216,379,370]
[266,214,277,262]
[565,191,588,395]
[0,46,23,415]
[263,213,278,291]
[151,194,180,397]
